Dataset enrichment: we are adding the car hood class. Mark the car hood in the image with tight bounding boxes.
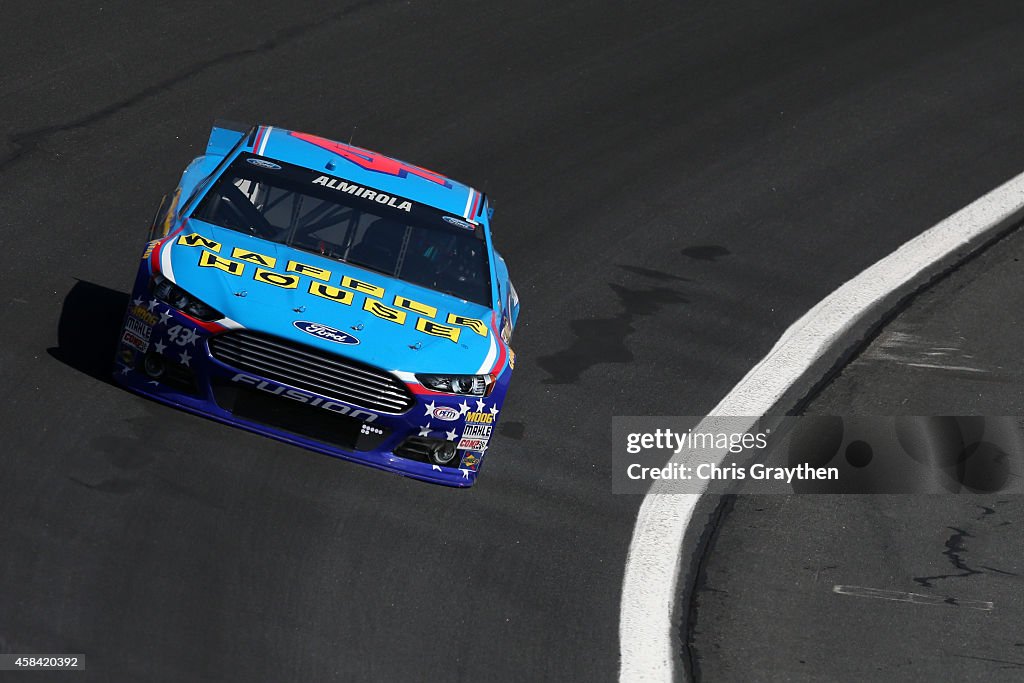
[163,220,498,375]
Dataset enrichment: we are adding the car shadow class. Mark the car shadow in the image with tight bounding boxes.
[47,280,129,385]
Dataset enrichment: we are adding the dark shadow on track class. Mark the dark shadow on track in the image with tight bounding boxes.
[47,280,128,385]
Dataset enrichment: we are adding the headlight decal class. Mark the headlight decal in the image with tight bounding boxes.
[415,373,495,396]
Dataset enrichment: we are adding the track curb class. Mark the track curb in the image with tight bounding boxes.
[620,172,1024,682]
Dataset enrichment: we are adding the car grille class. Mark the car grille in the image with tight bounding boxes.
[208,330,414,414]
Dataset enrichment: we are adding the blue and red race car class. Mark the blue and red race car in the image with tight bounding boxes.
[113,121,518,486]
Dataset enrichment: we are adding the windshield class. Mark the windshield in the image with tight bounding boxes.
[191,155,492,306]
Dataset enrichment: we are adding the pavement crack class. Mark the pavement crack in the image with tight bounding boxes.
[979,565,1020,577]
[913,526,983,588]
[0,0,375,172]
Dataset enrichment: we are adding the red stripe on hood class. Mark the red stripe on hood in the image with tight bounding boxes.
[488,312,507,375]
[252,126,266,152]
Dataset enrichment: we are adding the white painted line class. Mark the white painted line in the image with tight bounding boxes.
[833,585,993,610]
[619,171,1024,682]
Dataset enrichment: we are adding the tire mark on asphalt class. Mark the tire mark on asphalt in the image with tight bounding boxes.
[616,265,692,282]
[681,245,730,261]
[952,653,1024,669]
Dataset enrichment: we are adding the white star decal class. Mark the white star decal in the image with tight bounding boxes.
[154,340,167,354]
[432,465,442,472]
[159,309,172,325]
[120,365,130,375]
[179,350,191,367]
[475,398,486,412]
[458,400,470,415]
[146,298,159,312]
[461,469,470,479]
[418,423,432,437]
[489,405,499,417]
[186,329,199,346]
[424,400,437,416]
[446,429,458,441]
[132,297,143,307]
[147,380,160,386]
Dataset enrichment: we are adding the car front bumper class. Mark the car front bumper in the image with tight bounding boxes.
[112,287,509,488]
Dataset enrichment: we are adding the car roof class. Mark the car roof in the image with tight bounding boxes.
[248,125,485,222]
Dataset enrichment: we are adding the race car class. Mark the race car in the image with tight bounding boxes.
[113,121,518,486]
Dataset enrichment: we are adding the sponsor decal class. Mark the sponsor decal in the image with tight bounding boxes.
[458,437,488,451]
[255,268,299,289]
[340,275,385,298]
[231,247,276,268]
[287,260,331,281]
[121,329,149,353]
[393,295,436,318]
[246,158,281,170]
[176,239,489,344]
[154,188,181,239]
[308,281,354,305]
[461,452,480,469]
[231,373,377,422]
[446,313,487,337]
[119,348,135,365]
[178,233,221,252]
[130,305,159,326]
[443,215,474,230]
[125,316,153,342]
[431,406,460,421]
[465,411,493,424]
[508,349,516,369]
[198,249,244,275]
[363,298,406,325]
[415,318,461,344]
[312,175,413,212]
[293,320,359,345]
[141,240,159,260]
[462,424,492,439]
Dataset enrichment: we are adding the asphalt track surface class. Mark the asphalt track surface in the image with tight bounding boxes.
[691,225,1024,681]
[2,2,1024,680]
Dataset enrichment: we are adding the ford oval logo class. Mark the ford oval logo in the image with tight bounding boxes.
[247,158,282,170]
[431,406,460,421]
[443,215,474,230]
[293,320,359,345]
